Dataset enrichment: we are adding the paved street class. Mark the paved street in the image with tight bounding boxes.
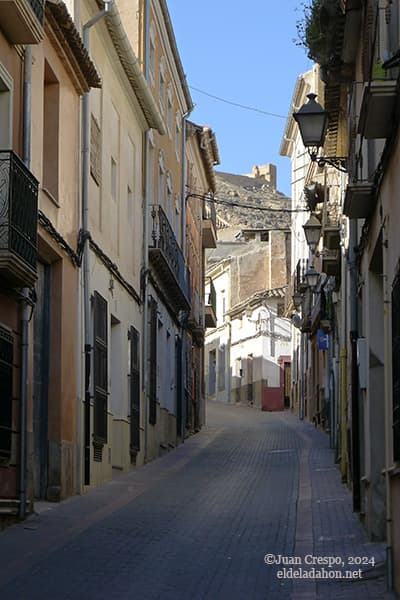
[0,402,395,600]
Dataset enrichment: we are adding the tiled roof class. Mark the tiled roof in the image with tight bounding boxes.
[46,0,101,93]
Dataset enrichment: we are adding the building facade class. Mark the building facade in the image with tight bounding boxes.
[204,198,292,409]
[283,1,400,593]
[0,0,100,520]
[0,0,218,526]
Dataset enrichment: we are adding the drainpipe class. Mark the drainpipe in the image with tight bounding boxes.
[142,0,150,462]
[349,218,360,512]
[19,45,32,519]
[382,217,393,591]
[81,0,111,485]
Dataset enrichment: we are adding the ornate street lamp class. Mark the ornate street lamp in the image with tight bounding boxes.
[293,290,303,310]
[303,214,322,254]
[305,263,319,290]
[293,93,347,172]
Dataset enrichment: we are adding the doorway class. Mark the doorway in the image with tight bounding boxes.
[33,261,51,499]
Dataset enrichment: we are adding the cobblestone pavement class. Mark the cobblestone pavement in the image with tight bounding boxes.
[0,402,396,600]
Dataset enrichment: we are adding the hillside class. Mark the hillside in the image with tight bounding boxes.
[214,168,291,230]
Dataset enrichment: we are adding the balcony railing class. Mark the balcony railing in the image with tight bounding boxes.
[149,204,190,310]
[28,0,44,23]
[0,0,45,44]
[0,151,38,286]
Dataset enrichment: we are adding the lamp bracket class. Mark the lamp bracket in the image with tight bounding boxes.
[317,156,347,173]
[307,148,347,172]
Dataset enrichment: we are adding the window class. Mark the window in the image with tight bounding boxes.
[159,61,165,110]
[387,1,399,57]
[208,349,216,396]
[166,172,172,221]
[175,114,181,159]
[167,87,173,136]
[158,150,165,207]
[218,346,225,391]
[43,60,60,202]
[277,302,285,317]
[93,292,108,451]
[126,137,135,222]
[90,114,101,185]
[149,24,156,82]
[148,130,155,204]
[0,327,13,463]
[260,231,269,242]
[127,185,133,223]
[111,157,117,201]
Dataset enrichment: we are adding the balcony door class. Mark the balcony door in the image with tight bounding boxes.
[33,261,51,499]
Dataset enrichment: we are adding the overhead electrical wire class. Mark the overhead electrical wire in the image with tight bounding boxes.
[186,189,308,214]
[188,86,287,120]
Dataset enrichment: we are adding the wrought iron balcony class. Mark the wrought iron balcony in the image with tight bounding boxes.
[202,200,217,249]
[149,204,190,311]
[0,151,38,287]
[0,0,45,44]
[204,278,217,328]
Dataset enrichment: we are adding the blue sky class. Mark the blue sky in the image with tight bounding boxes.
[167,1,313,197]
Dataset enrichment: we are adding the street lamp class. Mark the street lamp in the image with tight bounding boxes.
[293,290,303,310]
[303,214,322,254]
[293,93,347,172]
[305,263,319,290]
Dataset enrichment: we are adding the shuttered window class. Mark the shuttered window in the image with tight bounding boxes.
[362,0,378,80]
[90,114,101,186]
[149,298,157,425]
[0,328,13,463]
[129,326,140,453]
[93,292,108,451]
[392,274,400,462]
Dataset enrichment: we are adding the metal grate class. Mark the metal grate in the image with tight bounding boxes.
[0,151,38,269]
[28,0,44,24]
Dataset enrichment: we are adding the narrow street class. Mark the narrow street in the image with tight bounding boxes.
[0,402,393,600]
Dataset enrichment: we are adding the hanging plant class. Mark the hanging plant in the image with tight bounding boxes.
[295,0,343,67]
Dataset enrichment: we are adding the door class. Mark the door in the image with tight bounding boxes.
[284,362,291,408]
[33,261,51,499]
[176,335,182,437]
[129,326,140,455]
[247,354,253,405]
